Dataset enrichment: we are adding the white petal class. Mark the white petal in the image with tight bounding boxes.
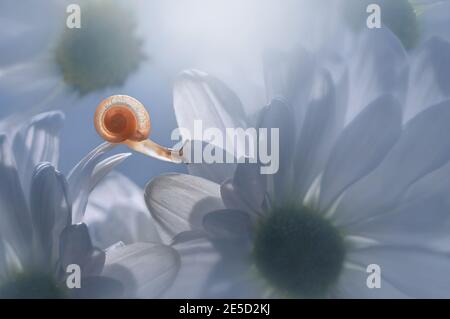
[67,142,125,223]
[184,140,237,184]
[0,237,22,280]
[0,62,64,121]
[59,223,105,277]
[163,235,247,298]
[335,99,450,226]
[320,95,402,210]
[405,159,450,203]
[221,163,266,215]
[405,37,450,121]
[348,192,450,248]
[257,99,295,202]
[103,242,180,298]
[173,69,249,154]
[0,134,31,264]
[144,174,224,244]
[348,246,450,298]
[333,263,407,299]
[13,111,64,200]
[292,70,340,200]
[0,237,8,280]
[89,152,131,191]
[29,163,71,267]
[203,209,252,240]
[347,28,407,123]
[0,1,61,67]
[69,276,123,299]
[263,49,315,110]
[420,1,450,42]
[84,172,161,249]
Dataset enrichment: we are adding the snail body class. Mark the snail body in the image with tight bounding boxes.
[94,95,185,163]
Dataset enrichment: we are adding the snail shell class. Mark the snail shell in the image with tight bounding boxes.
[94,95,151,143]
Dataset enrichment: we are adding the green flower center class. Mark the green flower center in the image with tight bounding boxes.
[253,205,345,298]
[0,272,67,299]
[342,0,419,50]
[54,0,145,94]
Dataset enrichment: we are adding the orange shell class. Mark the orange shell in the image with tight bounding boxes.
[94,95,151,143]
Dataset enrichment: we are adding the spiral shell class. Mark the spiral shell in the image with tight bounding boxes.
[94,95,151,143]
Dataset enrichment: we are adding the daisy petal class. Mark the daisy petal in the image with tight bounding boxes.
[333,264,407,299]
[420,1,450,42]
[349,192,450,248]
[221,163,267,215]
[13,111,64,201]
[405,160,450,203]
[203,209,252,240]
[263,49,315,113]
[29,163,71,267]
[88,152,131,192]
[184,140,237,184]
[0,1,60,67]
[0,135,31,263]
[405,37,450,121]
[348,246,450,298]
[173,69,249,154]
[85,172,161,249]
[145,174,224,244]
[103,243,180,298]
[67,142,125,224]
[163,235,223,298]
[0,237,8,279]
[0,62,65,121]
[320,95,402,210]
[69,275,124,299]
[335,99,450,225]
[293,70,340,200]
[59,223,105,277]
[347,28,407,122]
[257,99,295,202]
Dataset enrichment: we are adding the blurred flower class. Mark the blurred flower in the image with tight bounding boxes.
[0,111,178,298]
[54,0,145,95]
[0,0,145,126]
[144,27,450,298]
[342,0,420,50]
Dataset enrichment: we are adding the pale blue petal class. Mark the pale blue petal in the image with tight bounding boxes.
[29,163,71,268]
[103,242,180,298]
[320,95,402,210]
[144,174,224,244]
[13,111,64,200]
[335,99,450,226]
[347,28,408,122]
[405,37,450,121]
[0,135,31,264]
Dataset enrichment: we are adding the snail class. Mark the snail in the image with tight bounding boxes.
[94,95,185,163]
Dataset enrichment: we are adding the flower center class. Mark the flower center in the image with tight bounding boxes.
[54,0,145,94]
[253,205,345,298]
[0,272,67,299]
[342,0,419,50]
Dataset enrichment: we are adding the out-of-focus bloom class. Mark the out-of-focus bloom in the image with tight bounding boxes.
[0,112,179,298]
[0,0,145,125]
[144,26,450,298]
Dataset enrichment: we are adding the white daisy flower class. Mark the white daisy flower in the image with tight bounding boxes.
[144,26,450,298]
[0,111,179,298]
[0,0,146,128]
